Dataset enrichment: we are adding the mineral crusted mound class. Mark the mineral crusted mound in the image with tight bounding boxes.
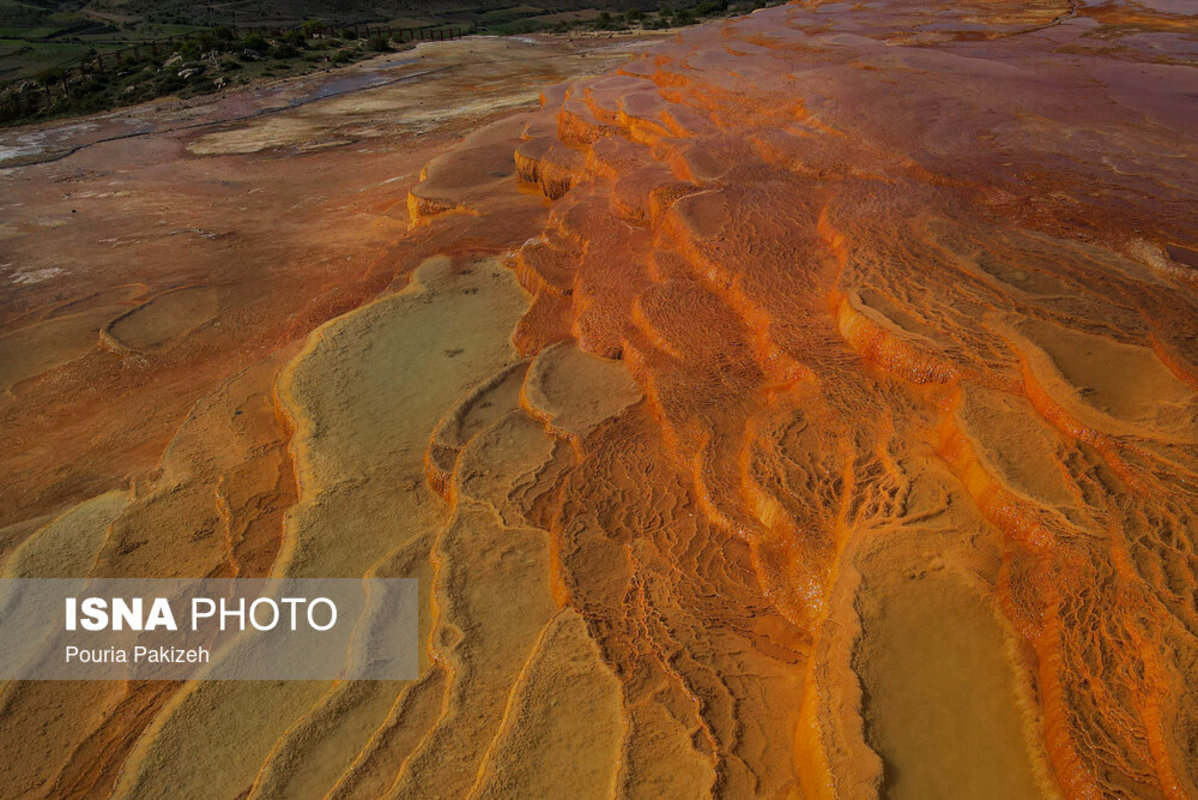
[2,1,1197,798]
[489,4,1198,797]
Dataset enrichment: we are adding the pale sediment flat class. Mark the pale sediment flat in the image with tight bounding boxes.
[0,31,671,800]
[111,256,530,798]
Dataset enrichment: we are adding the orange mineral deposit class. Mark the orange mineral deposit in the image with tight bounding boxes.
[1,2,1196,798]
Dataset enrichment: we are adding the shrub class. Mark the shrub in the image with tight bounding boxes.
[368,36,391,52]
[1,86,43,125]
[194,31,220,51]
[154,72,186,93]
[695,1,729,16]
[36,66,65,85]
[240,32,268,53]
[188,77,216,94]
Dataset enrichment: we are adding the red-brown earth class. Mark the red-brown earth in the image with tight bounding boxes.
[1,2,1196,798]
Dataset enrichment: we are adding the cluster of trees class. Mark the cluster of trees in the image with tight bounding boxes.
[2,0,789,127]
[0,21,374,127]
[592,1,730,30]
[502,1,785,36]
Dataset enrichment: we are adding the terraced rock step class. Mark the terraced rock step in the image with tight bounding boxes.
[493,2,1198,797]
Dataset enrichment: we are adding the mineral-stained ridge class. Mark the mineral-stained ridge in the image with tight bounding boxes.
[488,3,1197,796]
[2,1,1197,798]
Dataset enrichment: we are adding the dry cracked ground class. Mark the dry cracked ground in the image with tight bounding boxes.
[0,1,1196,798]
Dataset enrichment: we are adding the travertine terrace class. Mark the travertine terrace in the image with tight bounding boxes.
[2,1,1197,798]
